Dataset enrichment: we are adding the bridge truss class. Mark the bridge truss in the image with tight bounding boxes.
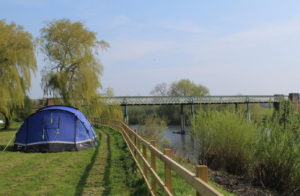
[103,95,288,106]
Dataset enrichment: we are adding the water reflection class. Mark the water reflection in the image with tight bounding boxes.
[130,125,192,154]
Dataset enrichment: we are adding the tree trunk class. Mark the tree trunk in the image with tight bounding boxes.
[4,115,11,129]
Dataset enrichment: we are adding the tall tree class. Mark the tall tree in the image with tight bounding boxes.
[150,82,168,96]
[40,19,110,109]
[82,88,123,120]
[0,20,37,129]
[15,95,34,120]
[168,79,209,96]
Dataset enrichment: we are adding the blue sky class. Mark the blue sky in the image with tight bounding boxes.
[1,0,300,98]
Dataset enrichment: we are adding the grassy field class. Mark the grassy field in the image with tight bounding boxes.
[0,122,148,196]
[0,121,233,196]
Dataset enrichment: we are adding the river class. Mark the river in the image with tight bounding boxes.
[129,125,193,158]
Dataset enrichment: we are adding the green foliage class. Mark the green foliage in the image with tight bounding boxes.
[81,88,123,120]
[217,103,272,123]
[15,95,33,120]
[0,19,37,128]
[137,113,169,144]
[99,89,123,120]
[115,132,143,189]
[40,18,109,109]
[190,108,257,175]
[99,103,123,120]
[128,103,269,127]
[168,79,209,96]
[254,100,300,194]
[128,105,160,124]
[190,100,300,195]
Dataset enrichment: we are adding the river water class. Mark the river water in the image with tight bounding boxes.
[129,125,193,156]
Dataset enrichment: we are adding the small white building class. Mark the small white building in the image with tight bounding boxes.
[0,120,4,124]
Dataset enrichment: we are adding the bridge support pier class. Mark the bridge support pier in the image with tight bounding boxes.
[289,93,300,112]
[235,103,238,112]
[273,94,285,111]
[181,104,185,134]
[123,105,129,124]
[190,104,194,124]
[246,102,250,122]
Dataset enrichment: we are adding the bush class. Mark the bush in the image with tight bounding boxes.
[191,100,300,195]
[254,100,300,194]
[190,108,257,175]
[136,113,170,145]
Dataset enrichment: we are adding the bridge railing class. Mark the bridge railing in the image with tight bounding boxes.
[31,95,289,107]
[104,95,289,105]
[91,118,223,196]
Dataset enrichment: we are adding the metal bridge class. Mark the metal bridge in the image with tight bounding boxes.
[104,95,288,106]
[32,94,291,134]
[105,95,288,133]
[32,95,288,107]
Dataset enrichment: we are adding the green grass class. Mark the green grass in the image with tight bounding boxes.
[0,122,148,196]
[0,121,234,196]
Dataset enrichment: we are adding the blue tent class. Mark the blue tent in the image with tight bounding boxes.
[14,106,98,152]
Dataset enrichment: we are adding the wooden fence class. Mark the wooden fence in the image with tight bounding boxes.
[92,118,223,196]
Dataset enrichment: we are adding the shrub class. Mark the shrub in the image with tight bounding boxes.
[191,100,300,195]
[254,100,300,194]
[190,108,257,175]
[136,113,170,145]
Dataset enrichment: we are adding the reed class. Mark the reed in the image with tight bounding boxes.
[190,100,300,195]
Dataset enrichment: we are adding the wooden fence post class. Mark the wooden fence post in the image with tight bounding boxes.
[127,129,131,152]
[164,149,172,194]
[130,131,133,152]
[142,135,148,179]
[151,140,157,195]
[134,129,137,159]
[137,132,141,166]
[196,165,208,196]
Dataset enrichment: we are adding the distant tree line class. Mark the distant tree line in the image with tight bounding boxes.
[150,79,209,96]
[128,79,270,125]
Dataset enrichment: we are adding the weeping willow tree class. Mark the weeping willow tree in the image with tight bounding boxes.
[0,20,37,129]
[99,88,123,120]
[40,18,115,116]
[82,88,123,120]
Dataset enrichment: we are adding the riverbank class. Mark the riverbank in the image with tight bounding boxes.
[161,141,281,196]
